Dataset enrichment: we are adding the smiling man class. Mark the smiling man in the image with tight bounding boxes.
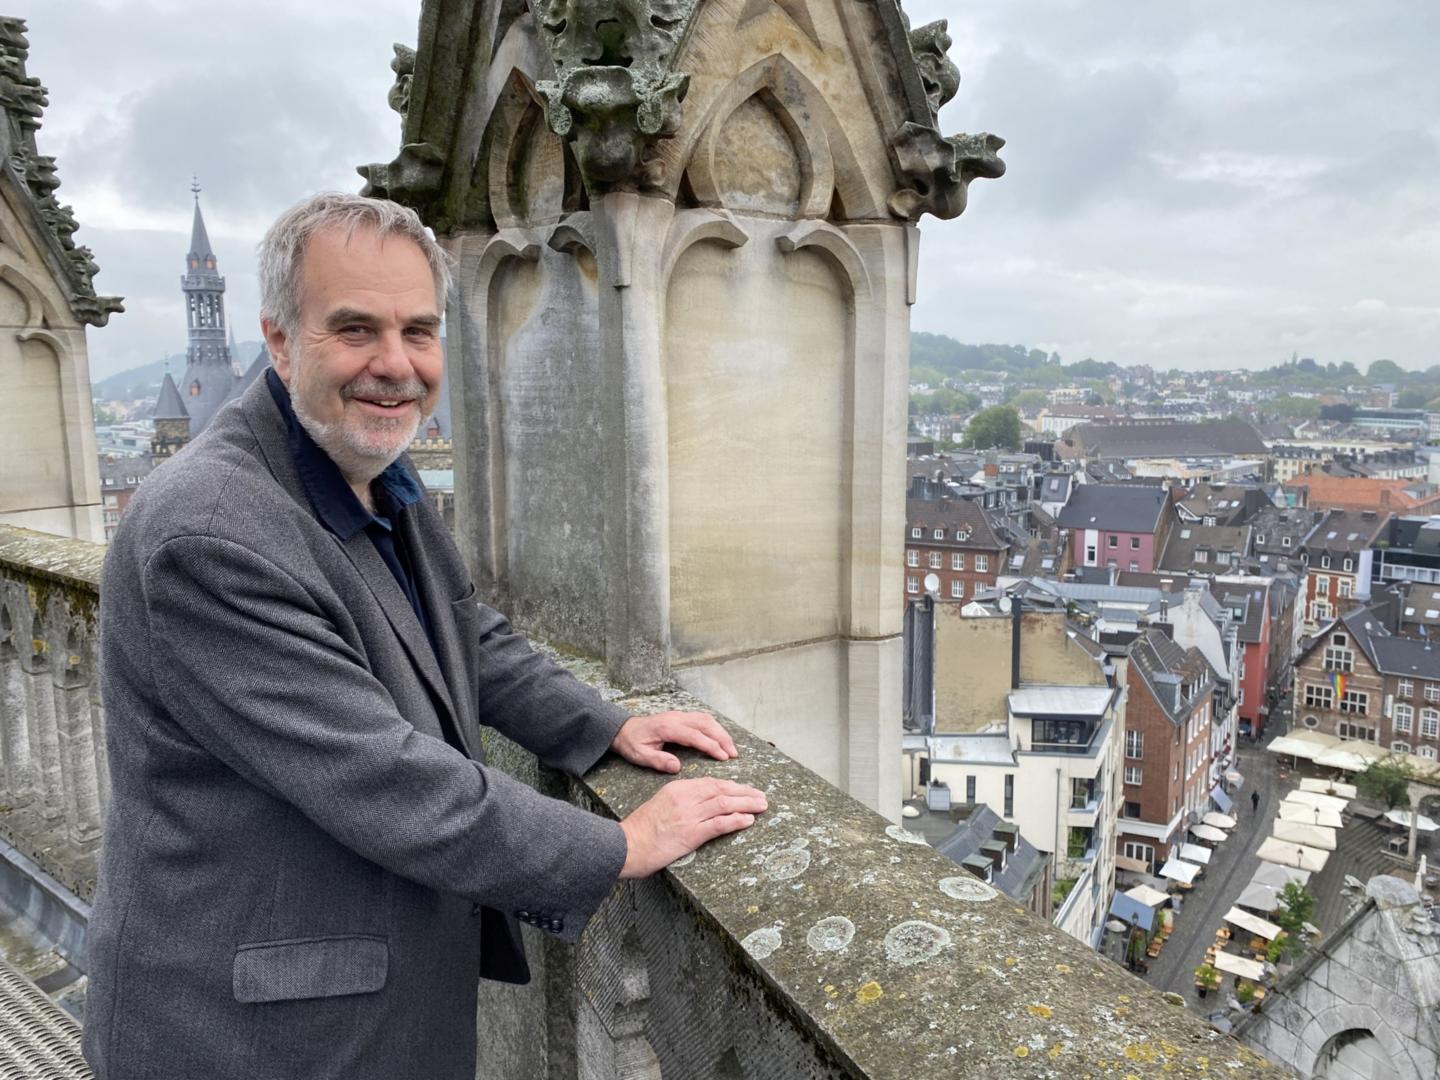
[84,193,767,1080]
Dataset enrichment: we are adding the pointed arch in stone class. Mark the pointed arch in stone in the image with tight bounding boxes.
[659,210,750,292]
[775,221,871,301]
[678,56,876,220]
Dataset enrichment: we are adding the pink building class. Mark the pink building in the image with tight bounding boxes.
[1056,485,1171,575]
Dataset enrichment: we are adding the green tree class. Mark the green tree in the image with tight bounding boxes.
[1355,758,1413,809]
[1268,395,1321,420]
[1009,389,1048,410]
[1396,388,1430,409]
[1273,881,1316,939]
[961,405,1022,450]
[1367,359,1405,382]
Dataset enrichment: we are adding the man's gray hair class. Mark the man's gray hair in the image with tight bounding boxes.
[258,192,453,336]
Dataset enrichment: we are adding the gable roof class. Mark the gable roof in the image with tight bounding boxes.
[152,372,189,421]
[906,497,1008,551]
[1299,604,1440,679]
[1287,473,1440,514]
[1064,420,1268,460]
[1055,484,1168,534]
[1156,523,1251,574]
[1127,627,1213,723]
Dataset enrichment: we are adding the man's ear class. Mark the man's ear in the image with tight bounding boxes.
[262,318,294,386]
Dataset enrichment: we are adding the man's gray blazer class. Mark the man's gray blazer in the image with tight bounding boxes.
[84,375,629,1079]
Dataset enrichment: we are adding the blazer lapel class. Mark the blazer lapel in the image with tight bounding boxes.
[335,531,474,758]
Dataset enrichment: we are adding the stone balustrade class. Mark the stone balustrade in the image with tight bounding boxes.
[0,525,1291,1077]
[0,526,105,902]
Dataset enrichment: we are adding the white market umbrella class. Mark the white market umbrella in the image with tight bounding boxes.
[1257,837,1330,873]
[1191,823,1229,843]
[1223,906,1284,940]
[1385,810,1440,833]
[1179,843,1212,865]
[1267,732,1337,760]
[1251,862,1310,888]
[1299,778,1357,799]
[1271,819,1338,851]
[1316,741,1388,773]
[1279,802,1343,829]
[1235,882,1280,913]
[1285,790,1349,814]
[1211,951,1265,981]
[1125,883,1171,907]
[1159,858,1201,885]
[1203,812,1237,830]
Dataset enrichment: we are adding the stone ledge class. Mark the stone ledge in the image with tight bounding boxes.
[0,526,104,594]
[540,646,1292,1078]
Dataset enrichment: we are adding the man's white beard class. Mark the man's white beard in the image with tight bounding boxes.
[289,351,426,488]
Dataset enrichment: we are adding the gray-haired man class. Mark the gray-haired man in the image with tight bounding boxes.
[83,193,767,1079]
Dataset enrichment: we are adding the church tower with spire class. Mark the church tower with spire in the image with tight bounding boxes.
[178,179,240,434]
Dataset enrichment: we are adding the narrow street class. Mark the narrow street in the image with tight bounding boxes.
[1142,730,1285,1005]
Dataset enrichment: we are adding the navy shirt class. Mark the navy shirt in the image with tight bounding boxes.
[265,368,436,654]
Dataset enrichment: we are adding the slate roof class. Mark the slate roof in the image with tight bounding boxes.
[1249,506,1326,556]
[1038,473,1072,504]
[1210,581,1267,644]
[906,497,1008,551]
[1055,483,1168,534]
[1127,628,1213,723]
[1156,523,1251,574]
[1064,420,1268,460]
[1302,509,1390,555]
[152,372,189,421]
[930,804,1050,906]
[188,197,215,262]
[1176,483,1273,526]
[1300,604,1440,679]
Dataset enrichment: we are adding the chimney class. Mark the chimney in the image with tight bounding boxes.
[927,780,951,812]
[1011,600,1023,689]
[910,474,926,498]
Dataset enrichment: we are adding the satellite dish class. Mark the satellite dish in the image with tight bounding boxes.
[924,573,940,594]
[999,597,1012,614]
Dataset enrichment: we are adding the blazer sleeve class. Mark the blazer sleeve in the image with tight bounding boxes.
[464,601,630,777]
[142,534,626,943]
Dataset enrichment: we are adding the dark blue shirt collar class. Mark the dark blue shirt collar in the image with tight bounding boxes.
[265,367,423,540]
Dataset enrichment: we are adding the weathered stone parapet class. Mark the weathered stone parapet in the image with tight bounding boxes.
[0,526,104,900]
[498,647,1291,1079]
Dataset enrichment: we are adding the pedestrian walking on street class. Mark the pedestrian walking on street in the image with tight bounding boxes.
[1251,790,1261,814]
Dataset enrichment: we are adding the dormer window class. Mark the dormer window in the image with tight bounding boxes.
[1343,558,1353,572]
[1282,537,1292,548]
[911,527,921,538]
[933,528,944,540]
[1321,555,1330,569]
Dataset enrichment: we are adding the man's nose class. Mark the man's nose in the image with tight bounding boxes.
[368,328,414,382]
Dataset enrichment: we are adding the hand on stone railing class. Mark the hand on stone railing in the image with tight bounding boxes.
[610,709,738,773]
[618,777,767,879]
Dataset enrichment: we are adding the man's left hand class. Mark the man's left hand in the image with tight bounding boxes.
[611,711,738,774]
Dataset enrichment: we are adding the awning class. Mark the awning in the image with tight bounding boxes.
[1235,882,1280,913]
[1223,906,1284,940]
[1279,802,1343,828]
[1299,778,1357,799]
[1159,858,1201,884]
[1125,883,1171,907]
[1257,837,1330,872]
[1108,892,1157,932]
[1203,812,1237,830]
[1385,810,1440,832]
[1178,843,1212,865]
[1211,951,1266,981]
[1267,732,1336,760]
[1271,819,1337,851]
[1285,791,1349,814]
[1226,769,1244,790]
[1115,854,1150,874]
[1210,785,1234,814]
[1190,823,1229,842]
[1251,862,1311,889]
[1315,741,1388,773]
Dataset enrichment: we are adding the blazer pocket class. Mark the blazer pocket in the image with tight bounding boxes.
[233,934,388,1004]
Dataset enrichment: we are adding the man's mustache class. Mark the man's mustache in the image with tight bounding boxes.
[342,378,428,403]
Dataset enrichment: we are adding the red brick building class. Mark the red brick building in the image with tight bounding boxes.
[904,498,1009,604]
[1298,509,1389,634]
[1116,629,1216,870]
[1294,607,1440,761]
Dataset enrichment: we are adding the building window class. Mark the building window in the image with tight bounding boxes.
[906,577,919,594]
[933,528,944,539]
[1303,684,1333,710]
[1004,775,1014,817]
[929,552,942,569]
[1343,558,1353,572]
[966,775,976,803]
[906,550,919,567]
[1124,765,1142,785]
[911,527,921,538]
[1322,645,1352,672]
[1321,555,1331,569]
[1128,561,1139,572]
[1070,777,1094,809]
[1086,545,1097,563]
[1108,535,1118,548]
[951,580,964,599]
[1338,721,1376,742]
[951,553,963,571]
[1338,579,1351,599]
[1395,704,1413,734]
[1422,709,1440,739]
[1316,576,1329,597]
[1282,536,1292,548]
[1423,747,1438,761]
[1123,841,1153,865]
[1125,730,1143,758]
[1398,679,1413,698]
[975,555,989,573]
[1339,690,1369,715]
[1130,536,1140,550]
[1393,741,1411,754]
[1124,802,1142,819]
[1256,534,1265,545]
[1426,684,1440,704]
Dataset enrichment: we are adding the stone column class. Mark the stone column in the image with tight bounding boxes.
[54,634,101,846]
[22,624,63,823]
[0,636,35,807]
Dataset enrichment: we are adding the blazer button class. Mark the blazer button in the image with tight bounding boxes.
[471,902,482,917]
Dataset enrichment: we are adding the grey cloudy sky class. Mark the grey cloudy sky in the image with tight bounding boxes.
[27,0,1440,381]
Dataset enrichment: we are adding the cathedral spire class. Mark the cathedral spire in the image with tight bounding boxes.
[179,178,235,433]
[188,177,216,266]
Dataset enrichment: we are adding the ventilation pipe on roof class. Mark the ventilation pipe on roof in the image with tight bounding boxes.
[1011,598,1023,689]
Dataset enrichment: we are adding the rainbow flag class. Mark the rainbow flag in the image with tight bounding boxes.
[1330,670,1346,699]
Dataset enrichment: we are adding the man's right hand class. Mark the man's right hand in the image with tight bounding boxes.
[618,778,768,878]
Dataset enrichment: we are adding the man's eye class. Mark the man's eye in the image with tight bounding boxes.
[405,326,435,339]
[339,326,371,338]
